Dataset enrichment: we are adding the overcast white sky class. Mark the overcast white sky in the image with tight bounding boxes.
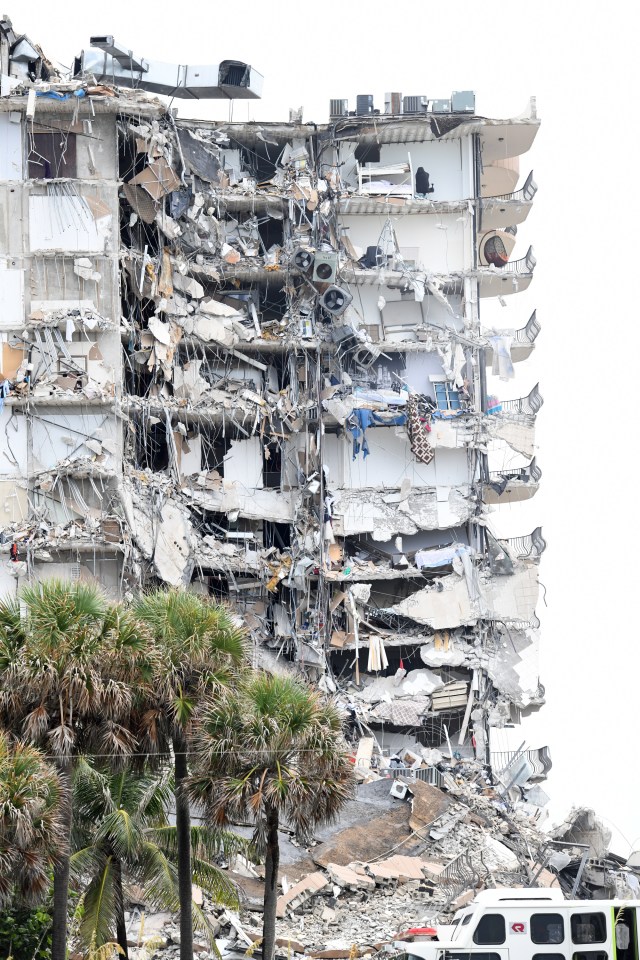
[14,0,640,854]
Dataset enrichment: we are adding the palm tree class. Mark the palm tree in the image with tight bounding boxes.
[71,758,244,959]
[0,580,158,960]
[0,730,63,908]
[134,589,248,960]
[189,674,356,960]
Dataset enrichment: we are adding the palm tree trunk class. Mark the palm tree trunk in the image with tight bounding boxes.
[114,858,129,960]
[174,730,193,960]
[52,758,73,960]
[262,804,280,960]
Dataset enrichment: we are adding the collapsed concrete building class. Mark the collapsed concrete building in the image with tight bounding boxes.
[1,20,548,818]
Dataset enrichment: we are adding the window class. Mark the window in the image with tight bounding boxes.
[533,954,566,960]
[27,132,77,179]
[434,381,461,411]
[532,915,565,945]
[442,954,501,960]
[473,915,506,945]
[573,952,607,960]
[571,915,607,944]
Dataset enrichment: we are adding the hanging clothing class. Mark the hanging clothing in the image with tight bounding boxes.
[348,408,373,459]
[406,394,434,464]
[489,335,515,381]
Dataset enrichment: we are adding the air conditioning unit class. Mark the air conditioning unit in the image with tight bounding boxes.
[329,98,348,118]
[389,780,409,800]
[312,252,338,284]
[293,248,314,271]
[321,285,353,316]
[384,91,402,115]
[451,90,475,113]
[356,94,374,116]
[403,95,427,114]
[431,99,451,113]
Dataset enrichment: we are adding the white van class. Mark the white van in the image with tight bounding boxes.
[397,889,638,960]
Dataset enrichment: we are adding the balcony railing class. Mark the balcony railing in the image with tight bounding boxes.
[484,170,538,204]
[499,382,544,415]
[492,745,552,781]
[514,309,541,344]
[502,526,547,560]
[488,457,542,485]
[497,245,537,276]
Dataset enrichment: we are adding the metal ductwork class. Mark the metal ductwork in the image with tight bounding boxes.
[76,36,263,100]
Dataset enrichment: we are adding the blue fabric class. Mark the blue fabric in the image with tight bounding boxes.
[349,409,373,459]
[372,411,407,426]
[36,90,86,101]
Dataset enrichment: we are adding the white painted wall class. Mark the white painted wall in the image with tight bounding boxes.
[381,139,468,200]
[0,565,22,599]
[30,412,118,472]
[339,212,465,273]
[75,117,118,180]
[333,137,470,201]
[324,429,469,488]
[0,408,28,475]
[224,436,264,488]
[28,196,108,252]
[0,268,24,329]
[0,113,23,179]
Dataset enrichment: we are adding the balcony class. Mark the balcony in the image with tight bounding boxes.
[480,171,537,230]
[483,458,541,505]
[477,245,537,298]
[501,526,547,561]
[497,382,544,417]
[485,310,541,364]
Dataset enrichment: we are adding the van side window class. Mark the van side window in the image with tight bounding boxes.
[473,915,506,945]
[442,953,502,960]
[533,954,566,960]
[573,952,607,960]
[571,915,607,944]
[532,915,565,944]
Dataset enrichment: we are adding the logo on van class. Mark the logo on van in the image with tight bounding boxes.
[511,923,527,934]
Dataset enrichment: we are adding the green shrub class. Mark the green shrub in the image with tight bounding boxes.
[0,909,52,960]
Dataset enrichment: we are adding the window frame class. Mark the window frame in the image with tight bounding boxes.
[472,914,507,946]
[432,379,461,411]
[571,913,607,945]
[531,913,566,946]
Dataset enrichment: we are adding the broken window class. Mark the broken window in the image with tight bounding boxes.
[434,380,461,411]
[28,131,77,178]
[354,142,380,164]
[263,441,282,489]
[571,916,607,945]
[473,915,506,946]
[532,915,565,945]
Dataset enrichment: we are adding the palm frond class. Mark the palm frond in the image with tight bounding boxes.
[79,856,118,951]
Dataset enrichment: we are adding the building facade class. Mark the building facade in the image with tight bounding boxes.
[0,21,547,810]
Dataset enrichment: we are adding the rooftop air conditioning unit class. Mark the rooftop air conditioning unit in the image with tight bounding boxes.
[451,90,476,113]
[431,99,451,113]
[356,94,375,116]
[384,91,402,115]
[403,95,427,114]
[329,98,348,118]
